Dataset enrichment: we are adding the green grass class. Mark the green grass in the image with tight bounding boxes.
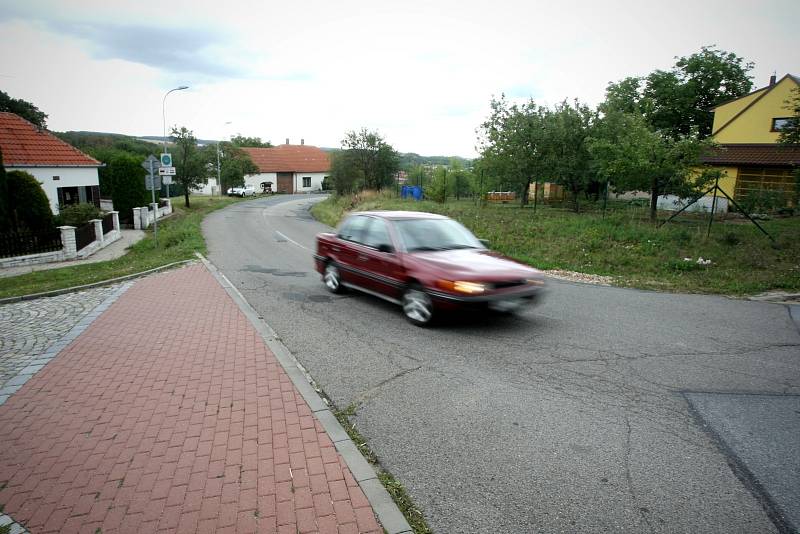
[311,192,800,296]
[0,195,245,299]
[333,403,432,534]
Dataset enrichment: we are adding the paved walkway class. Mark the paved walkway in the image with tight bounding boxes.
[0,264,384,533]
[0,229,146,279]
[0,283,124,388]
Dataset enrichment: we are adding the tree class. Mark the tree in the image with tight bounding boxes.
[588,111,714,222]
[0,90,48,129]
[337,129,400,191]
[171,127,206,208]
[546,100,598,211]
[108,154,150,225]
[603,46,754,139]
[203,142,259,193]
[778,87,800,145]
[230,135,272,148]
[6,170,54,231]
[329,150,360,194]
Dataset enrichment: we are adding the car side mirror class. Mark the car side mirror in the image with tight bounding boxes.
[377,243,394,253]
[479,239,490,248]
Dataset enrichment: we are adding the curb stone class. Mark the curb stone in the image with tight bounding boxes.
[0,513,27,534]
[195,252,413,534]
[0,281,133,403]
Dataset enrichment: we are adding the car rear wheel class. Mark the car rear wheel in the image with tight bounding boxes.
[323,262,344,294]
[402,285,434,326]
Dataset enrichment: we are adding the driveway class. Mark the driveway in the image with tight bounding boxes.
[204,194,800,533]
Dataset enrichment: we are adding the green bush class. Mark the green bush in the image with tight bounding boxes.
[6,170,54,231]
[54,202,103,227]
[738,189,789,214]
[109,154,149,223]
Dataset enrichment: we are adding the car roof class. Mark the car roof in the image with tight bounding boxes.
[351,210,449,220]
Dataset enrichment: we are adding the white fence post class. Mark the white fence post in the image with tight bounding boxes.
[58,226,77,259]
[111,211,120,233]
[133,207,142,230]
[91,219,104,245]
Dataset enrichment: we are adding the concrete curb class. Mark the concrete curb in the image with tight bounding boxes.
[0,259,194,306]
[0,281,133,406]
[196,252,413,534]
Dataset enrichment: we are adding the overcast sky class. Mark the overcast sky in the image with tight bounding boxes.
[0,0,797,157]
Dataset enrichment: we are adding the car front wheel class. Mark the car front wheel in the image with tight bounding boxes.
[402,285,434,326]
[323,262,344,294]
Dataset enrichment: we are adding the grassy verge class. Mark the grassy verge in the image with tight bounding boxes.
[310,191,800,295]
[0,196,245,299]
[333,403,432,534]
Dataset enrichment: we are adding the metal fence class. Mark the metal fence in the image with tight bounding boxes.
[102,212,114,235]
[74,221,96,251]
[0,229,63,258]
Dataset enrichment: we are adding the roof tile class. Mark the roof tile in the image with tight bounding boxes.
[0,112,101,167]
[241,145,330,173]
[701,144,800,166]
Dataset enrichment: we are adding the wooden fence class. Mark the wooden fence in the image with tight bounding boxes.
[0,229,63,258]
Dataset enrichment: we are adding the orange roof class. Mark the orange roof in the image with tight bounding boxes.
[242,144,330,173]
[0,112,101,167]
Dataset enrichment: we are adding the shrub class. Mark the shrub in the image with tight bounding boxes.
[6,170,54,231]
[54,202,103,227]
[109,154,150,224]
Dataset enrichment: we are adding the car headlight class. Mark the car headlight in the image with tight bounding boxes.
[437,280,486,294]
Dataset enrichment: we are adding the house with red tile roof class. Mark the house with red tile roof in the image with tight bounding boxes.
[699,74,800,207]
[0,112,102,214]
[241,141,330,193]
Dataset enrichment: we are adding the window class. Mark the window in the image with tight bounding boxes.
[338,215,370,243]
[52,175,60,181]
[362,218,392,249]
[302,176,311,188]
[771,117,796,132]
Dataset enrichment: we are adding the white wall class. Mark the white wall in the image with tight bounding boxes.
[657,194,729,213]
[7,166,99,214]
[192,178,218,195]
[244,172,278,192]
[293,172,327,192]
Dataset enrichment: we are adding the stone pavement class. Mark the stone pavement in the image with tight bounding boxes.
[0,264,385,533]
[0,284,125,388]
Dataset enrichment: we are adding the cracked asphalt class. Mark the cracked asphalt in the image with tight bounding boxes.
[204,195,800,534]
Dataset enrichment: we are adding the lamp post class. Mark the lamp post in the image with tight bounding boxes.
[217,121,232,196]
[162,85,189,198]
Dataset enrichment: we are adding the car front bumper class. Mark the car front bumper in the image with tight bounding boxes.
[427,285,545,309]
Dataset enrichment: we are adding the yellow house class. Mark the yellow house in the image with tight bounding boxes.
[701,74,800,206]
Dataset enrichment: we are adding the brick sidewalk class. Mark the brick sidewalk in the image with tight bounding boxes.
[0,265,383,533]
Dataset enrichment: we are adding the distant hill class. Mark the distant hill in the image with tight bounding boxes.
[56,131,471,168]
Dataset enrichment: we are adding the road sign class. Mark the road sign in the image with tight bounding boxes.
[142,155,160,172]
[162,176,173,185]
[145,175,162,191]
[160,153,173,167]
[158,166,176,176]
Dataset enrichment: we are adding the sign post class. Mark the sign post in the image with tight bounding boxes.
[160,153,173,198]
[142,155,161,247]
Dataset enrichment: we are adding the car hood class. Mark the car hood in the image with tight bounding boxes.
[407,248,542,281]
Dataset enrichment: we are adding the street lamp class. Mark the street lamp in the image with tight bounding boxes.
[162,85,189,197]
[217,121,232,196]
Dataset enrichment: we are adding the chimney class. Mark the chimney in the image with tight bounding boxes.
[285,138,290,145]
[301,138,305,145]
[769,73,777,86]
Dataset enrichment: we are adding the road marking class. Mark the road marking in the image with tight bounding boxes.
[274,230,312,252]
[259,198,316,252]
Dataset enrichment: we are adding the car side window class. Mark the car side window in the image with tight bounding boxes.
[362,218,392,249]
[338,215,370,243]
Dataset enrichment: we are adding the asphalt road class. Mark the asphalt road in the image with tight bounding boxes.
[204,194,800,534]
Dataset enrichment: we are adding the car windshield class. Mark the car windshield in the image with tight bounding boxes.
[393,218,484,252]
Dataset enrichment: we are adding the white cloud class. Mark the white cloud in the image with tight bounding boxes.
[0,0,797,157]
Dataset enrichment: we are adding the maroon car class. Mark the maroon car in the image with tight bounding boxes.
[314,211,546,326]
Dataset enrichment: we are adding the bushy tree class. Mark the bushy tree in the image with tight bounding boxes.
[588,111,714,222]
[0,147,9,229]
[6,170,54,231]
[108,154,150,225]
[201,142,259,193]
[333,129,399,193]
[603,46,754,139]
[0,90,48,129]
[230,135,272,148]
[778,87,800,145]
[171,126,206,208]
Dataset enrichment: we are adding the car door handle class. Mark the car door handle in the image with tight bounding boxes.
[357,254,369,261]
[331,246,340,252]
